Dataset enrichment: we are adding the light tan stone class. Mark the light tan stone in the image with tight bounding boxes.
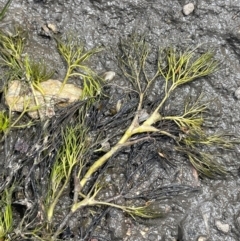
[5,79,82,119]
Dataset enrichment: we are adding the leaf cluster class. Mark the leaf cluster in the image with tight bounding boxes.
[56,35,103,98]
[163,93,207,131]
[0,0,13,22]
[118,34,149,93]
[117,34,238,178]
[0,28,55,91]
[0,189,13,240]
[158,47,218,92]
[46,123,90,224]
[24,55,54,94]
[0,111,10,133]
[0,32,238,241]
[0,27,26,80]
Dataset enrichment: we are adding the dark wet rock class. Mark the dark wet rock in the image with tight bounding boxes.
[14,138,29,153]
[148,233,158,241]
[107,209,126,240]
[178,201,212,240]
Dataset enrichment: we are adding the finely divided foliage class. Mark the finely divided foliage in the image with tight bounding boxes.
[0,23,238,241]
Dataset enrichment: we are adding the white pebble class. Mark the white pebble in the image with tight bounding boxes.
[235,87,240,99]
[198,236,207,241]
[215,220,230,233]
[183,3,195,16]
[47,23,58,33]
[102,71,116,81]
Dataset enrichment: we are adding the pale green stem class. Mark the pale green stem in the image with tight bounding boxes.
[79,93,144,189]
[59,65,72,93]
[79,90,179,190]
[72,198,129,213]
[10,100,33,128]
[29,82,43,121]
[142,93,168,126]
[143,70,160,95]
[10,113,25,129]
[79,142,126,189]
[143,82,178,126]
[47,165,74,222]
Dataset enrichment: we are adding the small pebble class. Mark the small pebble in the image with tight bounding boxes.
[183,3,195,16]
[47,23,58,33]
[41,24,51,36]
[198,236,208,241]
[102,71,116,81]
[215,220,230,233]
[116,99,122,113]
[235,87,240,99]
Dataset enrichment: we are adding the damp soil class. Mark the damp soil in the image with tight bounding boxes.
[1,0,240,241]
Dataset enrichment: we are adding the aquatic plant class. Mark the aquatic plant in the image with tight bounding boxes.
[0,27,55,90]
[0,27,103,126]
[0,107,35,137]
[0,189,13,241]
[42,34,237,239]
[55,35,103,97]
[0,111,10,133]
[24,55,54,95]
[0,0,13,22]
[0,27,26,81]
[0,32,238,241]
[0,0,12,80]
[45,124,89,224]
[77,35,224,189]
